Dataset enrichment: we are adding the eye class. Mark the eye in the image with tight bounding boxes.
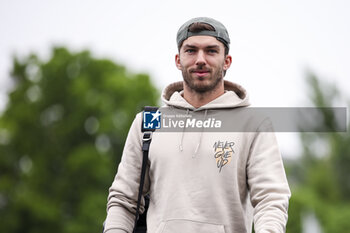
[185,49,196,53]
[208,49,218,54]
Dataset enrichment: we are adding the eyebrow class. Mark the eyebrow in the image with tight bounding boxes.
[183,44,197,49]
[183,44,221,50]
[206,45,220,49]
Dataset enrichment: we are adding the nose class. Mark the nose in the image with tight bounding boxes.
[195,50,206,66]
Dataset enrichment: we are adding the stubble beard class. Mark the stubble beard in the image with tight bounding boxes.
[182,66,224,94]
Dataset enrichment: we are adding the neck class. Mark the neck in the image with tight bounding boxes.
[183,82,225,108]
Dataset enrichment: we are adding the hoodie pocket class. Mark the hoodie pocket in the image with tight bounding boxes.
[156,219,225,233]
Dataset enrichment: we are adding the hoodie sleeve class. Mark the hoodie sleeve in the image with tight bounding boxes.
[103,113,150,233]
[247,118,291,233]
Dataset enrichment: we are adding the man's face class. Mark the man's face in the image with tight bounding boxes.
[175,36,232,93]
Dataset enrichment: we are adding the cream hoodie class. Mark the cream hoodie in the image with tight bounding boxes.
[104,80,291,233]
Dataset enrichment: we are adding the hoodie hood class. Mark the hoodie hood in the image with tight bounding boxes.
[161,80,250,110]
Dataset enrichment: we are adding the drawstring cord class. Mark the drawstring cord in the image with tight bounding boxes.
[193,109,207,158]
[178,108,207,158]
[179,108,189,152]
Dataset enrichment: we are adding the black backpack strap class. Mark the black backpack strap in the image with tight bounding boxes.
[133,106,158,233]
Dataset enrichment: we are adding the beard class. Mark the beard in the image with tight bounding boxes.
[182,65,224,93]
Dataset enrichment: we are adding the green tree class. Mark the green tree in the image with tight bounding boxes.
[0,47,159,233]
[286,73,350,233]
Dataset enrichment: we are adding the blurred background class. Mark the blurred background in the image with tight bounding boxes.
[0,1,349,232]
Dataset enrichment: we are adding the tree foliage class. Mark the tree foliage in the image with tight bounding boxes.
[0,47,159,233]
[286,73,350,233]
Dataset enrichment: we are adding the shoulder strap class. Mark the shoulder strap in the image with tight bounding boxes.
[133,106,158,232]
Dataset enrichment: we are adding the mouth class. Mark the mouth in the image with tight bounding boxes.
[191,69,210,78]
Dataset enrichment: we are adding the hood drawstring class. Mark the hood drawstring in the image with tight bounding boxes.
[193,109,207,158]
[179,108,189,152]
[179,109,208,157]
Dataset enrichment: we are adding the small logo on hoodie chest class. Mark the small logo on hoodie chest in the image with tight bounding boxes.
[213,140,234,172]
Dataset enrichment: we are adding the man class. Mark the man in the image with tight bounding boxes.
[104,17,291,233]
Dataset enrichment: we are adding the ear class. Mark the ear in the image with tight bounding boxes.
[223,55,232,71]
[175,54,182,70]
